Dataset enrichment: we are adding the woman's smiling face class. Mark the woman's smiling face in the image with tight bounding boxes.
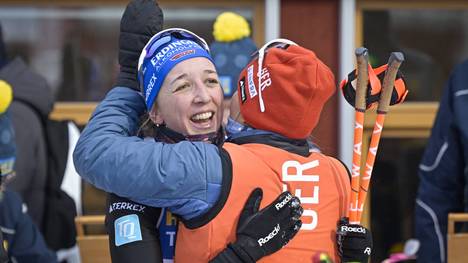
[149,57,224,135]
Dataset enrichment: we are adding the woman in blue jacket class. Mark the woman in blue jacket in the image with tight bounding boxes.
[75,11,302,261]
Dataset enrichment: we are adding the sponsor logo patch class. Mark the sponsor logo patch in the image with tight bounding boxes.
[151,39,194,66]
[275,193,292,210]
[114,214,142,246]
[247,65,257,99]
[340,225,366,234]
[258,224,280,246]
[170,49,195,61]
[239,77,246,103]
[108,201,146,214]
[145,73,157,101]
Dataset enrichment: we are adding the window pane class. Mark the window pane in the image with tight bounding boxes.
[0,6,253,102]
[363,10,468,101]
[370,138,426,262]
[0,7,123,101]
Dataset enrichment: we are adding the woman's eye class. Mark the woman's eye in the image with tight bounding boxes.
[207,78,219,85]
[174,83,189,92]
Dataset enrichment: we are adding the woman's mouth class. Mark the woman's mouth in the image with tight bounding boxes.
[191,111,214,122]
[190,111,216,131]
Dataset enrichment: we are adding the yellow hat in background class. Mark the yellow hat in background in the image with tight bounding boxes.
[0,79,13,114]
[213,12,251,42]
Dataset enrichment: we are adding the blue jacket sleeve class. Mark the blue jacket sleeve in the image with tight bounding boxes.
[73,87,223,219]
[415,61,468,263]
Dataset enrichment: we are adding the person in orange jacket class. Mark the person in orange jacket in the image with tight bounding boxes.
[175,39,355,262]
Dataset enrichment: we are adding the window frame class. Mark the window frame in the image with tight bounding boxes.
[354,0,468,227]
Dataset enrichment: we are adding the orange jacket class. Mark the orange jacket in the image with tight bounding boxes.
[176,142,350,263]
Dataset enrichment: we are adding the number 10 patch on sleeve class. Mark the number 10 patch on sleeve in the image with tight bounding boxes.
[114,214,143,246]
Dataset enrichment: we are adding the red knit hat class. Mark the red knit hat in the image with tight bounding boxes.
[236,39,335,139]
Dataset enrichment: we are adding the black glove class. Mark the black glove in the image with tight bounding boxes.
[336,217,373,263]
[117,0,163,90]
[211,188,303,263]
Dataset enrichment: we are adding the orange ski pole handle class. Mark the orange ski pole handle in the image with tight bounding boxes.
[356,52,405,223]
[354,47,369,112]
[349,47,368,224]
[377,52,405,114]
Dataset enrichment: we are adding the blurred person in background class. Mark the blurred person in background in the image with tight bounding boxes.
[0,20,80,262]
[0,80,57,263]
[415,59,468,263]
[209,12,257,124]
[0,21,52,231]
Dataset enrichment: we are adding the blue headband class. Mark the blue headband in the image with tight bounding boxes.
[140,36,213,109]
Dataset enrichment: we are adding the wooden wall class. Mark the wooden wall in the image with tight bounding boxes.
[281,0,340,156]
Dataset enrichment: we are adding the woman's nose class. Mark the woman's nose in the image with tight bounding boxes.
[193,83,211,104]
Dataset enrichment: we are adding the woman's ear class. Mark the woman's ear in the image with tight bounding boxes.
[229,91,244,123]
[149,104,164,125]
